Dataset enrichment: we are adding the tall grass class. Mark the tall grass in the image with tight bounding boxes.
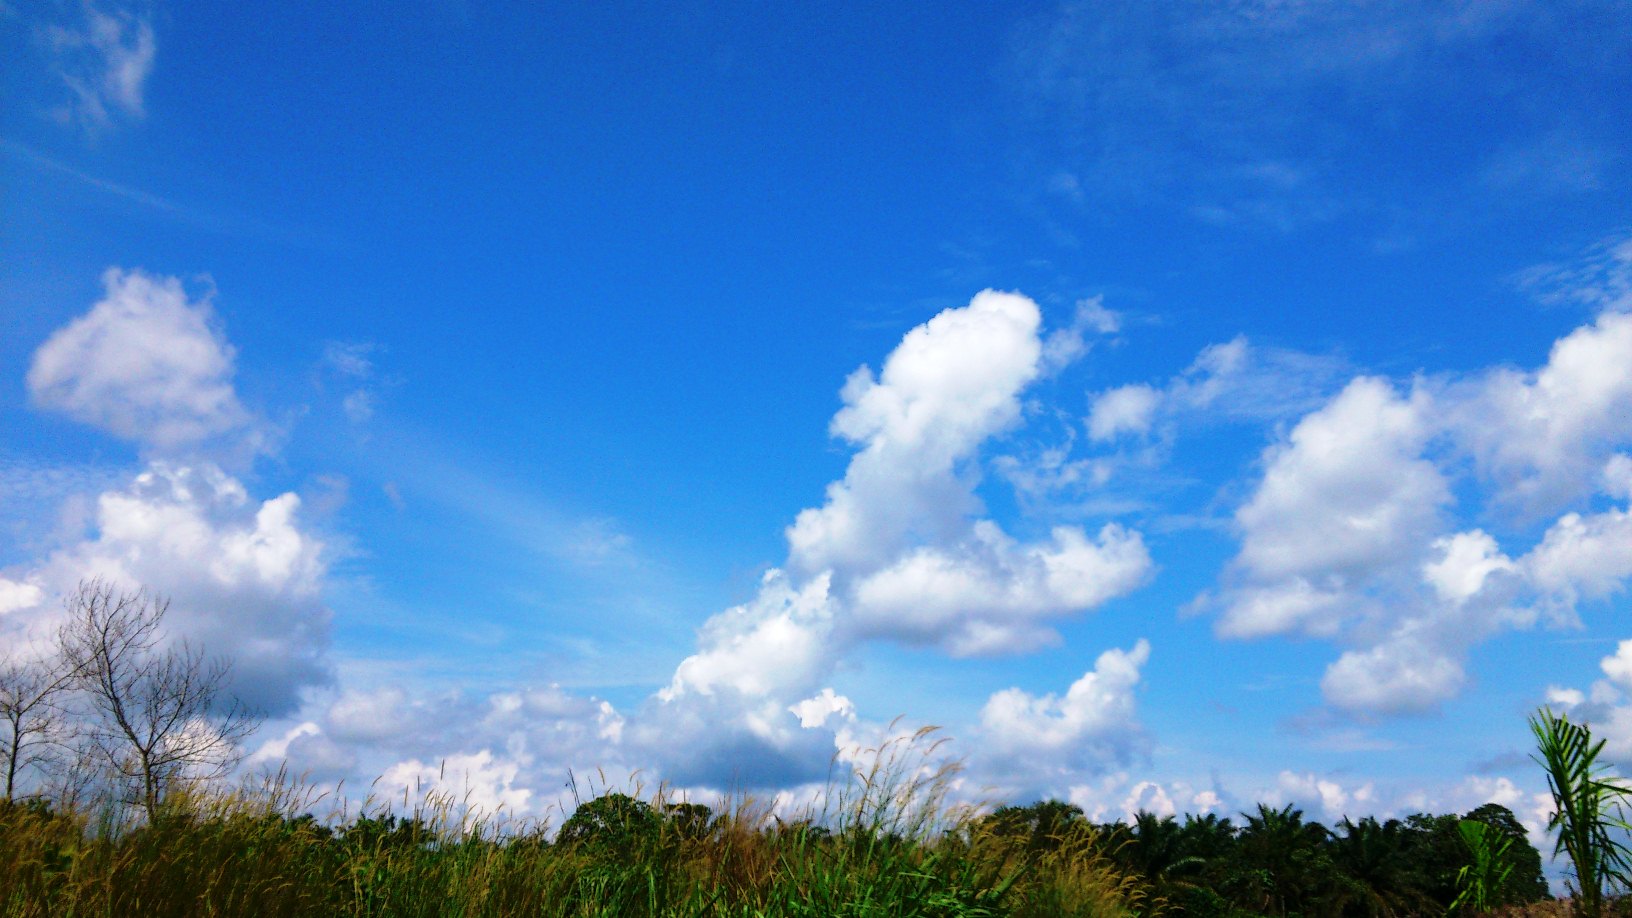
[0,730,1143,917]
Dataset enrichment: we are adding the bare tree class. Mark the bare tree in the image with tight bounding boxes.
[57,580,259,821]
[0,648,75,802]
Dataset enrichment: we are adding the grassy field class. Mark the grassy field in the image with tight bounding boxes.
[0,723,1586,917]
[0,731,1144,918]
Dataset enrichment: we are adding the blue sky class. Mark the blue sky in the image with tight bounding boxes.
[4,0,1632,834]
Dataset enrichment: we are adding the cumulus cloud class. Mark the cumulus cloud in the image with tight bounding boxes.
[1270,771,1376,823]
[1208,268,1632,716]
[661,571,836,703]
[975,639,1151,793]
[787,291,1045,575]
[638,290,1154,787]
[380,748,534,816]
[28,268,256,452]
[8,272,329,716]
[1522,505,1632,614]
[1217,377,1446,645]
[788,290,1152,652]
[1088,385,1160,442]
[44,4,156,133]
[0,462,334,715]
[1444,309,1632,515]
[850,522,1150,655]
[1320,637,1466,716]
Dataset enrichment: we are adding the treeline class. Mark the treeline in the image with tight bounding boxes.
[0,779,1560,917]
[977,798,1551,916]
[0,582,1614,916]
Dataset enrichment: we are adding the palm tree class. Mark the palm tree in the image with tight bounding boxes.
[1530,707,1632,918]
[1235,803,1338,915]
[1126,811,1205,894]
[1331,816,1432,916]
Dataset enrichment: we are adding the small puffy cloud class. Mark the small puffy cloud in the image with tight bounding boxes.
[1233,377,1445,585]
[1213,577,1348,641]
[1041,296,1122,372]
[1521,505,1632,612]
[1422,531,1516,605]
[28,269,255,451]
[1546,686,1586,709]
[45,4,156,132]
[0,578,45,617]
[789,688,855,729]
[1321,636,1465,715]
[1272,771,1374,823]
[977,639,1151,783]
[1600,641,1632,691]
[850,522,1150,655]
[1445,310,1632,515]
[1088,385,1160,441]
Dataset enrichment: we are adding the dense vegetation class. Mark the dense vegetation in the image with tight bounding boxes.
[0,585,1623,914]
[0,762,1564,917]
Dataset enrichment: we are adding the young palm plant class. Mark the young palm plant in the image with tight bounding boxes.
[1530,706,1632,917]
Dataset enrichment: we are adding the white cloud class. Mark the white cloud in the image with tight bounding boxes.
[1214,577,1348,641]
[789,688,855,729]
[321,341,390,426]
[28,268,256,452]
[1208,301,1632,716]
[326,687,414,743]
[1515,231,1632,315]
[1546,686,1586,708]
[1217,377,1446,644]
[1086,337,1346,446]
[1600,641,1632,691]
[1272,771,1375,823]
[1232,377,1445,585]
[1521,504,1632,613]
[1603,455,1632,501]
[1422,531,1516,605]
[661,570,835,702]
[850,522,1150,655]
[787,290,1044,575]
[380,748,534,817]
[1088,385,1159,441]
[1,462,333,716]
[45,4,156,132]
[977,639,1151,786]
[0,578,45,617]
[1321,636,1465,715]
[1445,309,1632,515]
[638,291,1154,788]
[1041,296,1122,372]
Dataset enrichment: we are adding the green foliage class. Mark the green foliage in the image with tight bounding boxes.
[1463,802,1550,905]
[1452,818,1514,913]
[1531,706,1632,918]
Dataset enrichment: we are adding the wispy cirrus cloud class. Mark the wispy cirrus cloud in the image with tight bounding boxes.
[42,3,155,134]
[1006,1,1632,227]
